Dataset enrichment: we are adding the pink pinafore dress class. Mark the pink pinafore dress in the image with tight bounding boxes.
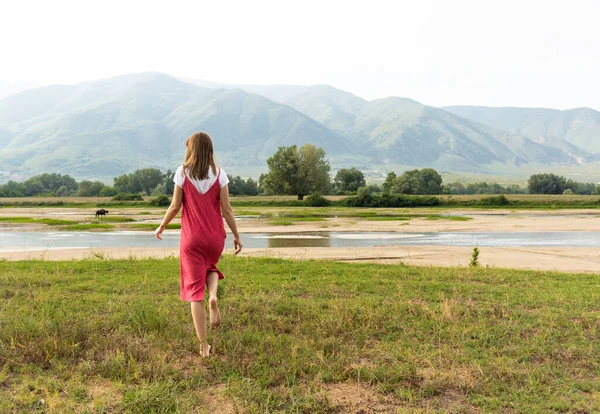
[179,168,226,302]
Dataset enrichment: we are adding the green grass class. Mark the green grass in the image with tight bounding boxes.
[233,210,262,216]
[268,217,327,226]
[0,216,78,225]
[275,217,327,222]
[93,216,136,223]
[63,223,115,230]
[0,257,598,412]
[127,223,181,230]
[137,211,153,215]
[365,216,412,221]
[268,220,295,226]
[426,214,473,221]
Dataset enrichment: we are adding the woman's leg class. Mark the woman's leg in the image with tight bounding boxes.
[190,301,210,357]
[206,271,221,329]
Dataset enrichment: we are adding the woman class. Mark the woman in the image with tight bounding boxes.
[155,132,243,357]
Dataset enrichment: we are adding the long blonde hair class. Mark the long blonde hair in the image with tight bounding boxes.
[183,132,217,180]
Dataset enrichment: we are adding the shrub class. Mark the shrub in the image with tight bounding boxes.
[344,194,440,208]
[563,189,574,195]
[477,195,509,206]
[100,187,118,197]
[150,194,170,207]
[305,193,330,207]
[113,193,144,201]
[470,247,480,267]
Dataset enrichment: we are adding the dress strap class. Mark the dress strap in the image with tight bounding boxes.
[216,167,221,181]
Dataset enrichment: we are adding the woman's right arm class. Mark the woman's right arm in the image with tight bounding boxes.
[154,185,183,240]
[220,185,243,254]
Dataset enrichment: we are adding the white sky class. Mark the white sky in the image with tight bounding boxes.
[1,0,599,110]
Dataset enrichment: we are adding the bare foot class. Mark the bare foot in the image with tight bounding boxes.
[209,297,221,330]
[201,344,211,358]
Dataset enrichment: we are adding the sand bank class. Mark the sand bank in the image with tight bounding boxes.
[1,245,597,274]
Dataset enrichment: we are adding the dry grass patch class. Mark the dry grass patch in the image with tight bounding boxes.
[325,382,401,413]
[87,380,124,412]
[195,384,238,414]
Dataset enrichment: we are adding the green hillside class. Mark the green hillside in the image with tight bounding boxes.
[0,73,597,180]
[0,74,348,178]
[443,106,600,155]
[194,81,580,172]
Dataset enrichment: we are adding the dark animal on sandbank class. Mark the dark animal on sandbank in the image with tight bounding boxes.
[95,209,109,218]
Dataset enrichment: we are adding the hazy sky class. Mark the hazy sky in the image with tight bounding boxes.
[1,0,599,109]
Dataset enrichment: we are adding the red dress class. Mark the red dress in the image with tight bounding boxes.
[179,168,226,302]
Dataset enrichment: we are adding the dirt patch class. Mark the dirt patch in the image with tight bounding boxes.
[87,380,123,411]
[417,367,482,412]
[325,382,401,413]
[195,384,238,414]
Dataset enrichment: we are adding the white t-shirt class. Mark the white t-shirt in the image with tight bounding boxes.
[173,165,229,194]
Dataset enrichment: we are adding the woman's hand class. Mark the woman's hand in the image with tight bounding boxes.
[154,225,165,240]
[234,236,243,255]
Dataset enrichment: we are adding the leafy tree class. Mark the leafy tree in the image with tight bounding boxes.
[164,169,175,195]
[77,180,105,196]
[22,173,78,196]
[465,182,506,195]
[245,178,260,196]
[56,186,71,197]
[389,168,443,195]
[527,174,568,194]
[382,172,396,194]
[258,173,267,190]
[260,146,298,196]
[100,186,118,197]
[595,184,600,195]
[114,173,140,194]
[151,183,167,196]
[261,144,330,200]
[297,144,331,199]
[443,181,466,195]
[334,168,366,193]
[228,175,260,196]
[135,168,165,196]
[113,168,162,195]
[1,181,25,197]
[570,182,596,195]
[419,168,444,194]
[357,184,381,197]
[506,184,526,194]
[445,181,526,195]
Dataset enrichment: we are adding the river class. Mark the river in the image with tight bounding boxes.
[1,231,599,251]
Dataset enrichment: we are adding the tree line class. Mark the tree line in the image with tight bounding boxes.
[0,169,261,198]
[1,145,599,198]
[259,145,600,198]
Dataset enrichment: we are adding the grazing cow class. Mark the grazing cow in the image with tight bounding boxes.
[95,209,109,218]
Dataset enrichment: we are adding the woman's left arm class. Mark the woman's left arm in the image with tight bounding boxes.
[155,185,183,240]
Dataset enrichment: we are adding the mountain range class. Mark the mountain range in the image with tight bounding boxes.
[0,81,40,101]
[1,73,599,182]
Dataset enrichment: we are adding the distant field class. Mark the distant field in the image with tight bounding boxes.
[1,257,598,412]
[1,194,599,209]
[439,194,599,203]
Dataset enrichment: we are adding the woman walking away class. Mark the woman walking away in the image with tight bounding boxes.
[155,132,243,357]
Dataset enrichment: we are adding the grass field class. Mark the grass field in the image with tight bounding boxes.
[1,257,598,412]
[0,217,78,226]
[1,194,600,209]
